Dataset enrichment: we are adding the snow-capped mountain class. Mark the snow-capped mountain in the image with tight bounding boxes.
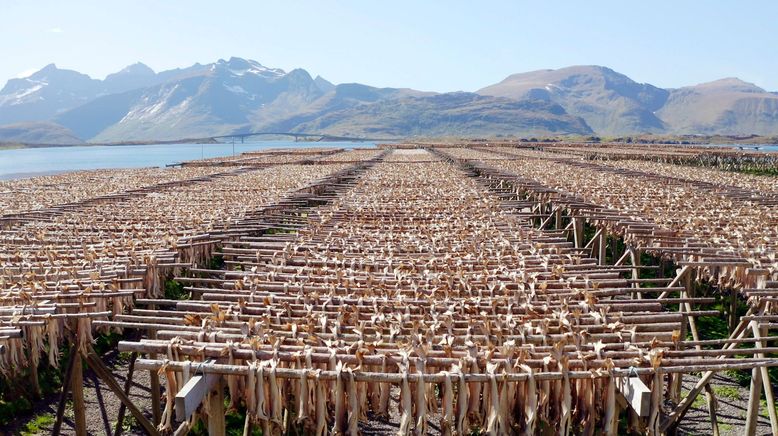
[0,64,103,124]
[57,57,327,140]
[3,57,775,142]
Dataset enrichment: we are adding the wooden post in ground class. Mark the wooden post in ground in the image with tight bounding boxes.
[682,269,719,436]
[572,216,583,248]
[598,229,607,265]
[744,358,763,435]
[629,247,642,299]
[669,313,686,403]
[72,350,87,435]
[149,323,162,426]
[31,360,41,397]
[728,289,738,334]
[208,377,226,436]
[750,307,778,434]
[52,344,77,435]
[114,352,138,436]
[661,306,756,432]
[29,330,42,398]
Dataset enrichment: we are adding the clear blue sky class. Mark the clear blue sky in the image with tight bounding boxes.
[2,0,776,92]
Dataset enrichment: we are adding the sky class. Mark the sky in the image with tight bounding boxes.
[1,0,777,92]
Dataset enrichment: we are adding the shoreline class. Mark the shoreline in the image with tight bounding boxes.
[3,137,777,152]
[0,137,392,150]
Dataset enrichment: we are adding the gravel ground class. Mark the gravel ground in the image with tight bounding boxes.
[674,373,775,436]
[7,359,776,435]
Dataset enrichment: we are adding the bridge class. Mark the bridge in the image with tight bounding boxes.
[209,132,393,143]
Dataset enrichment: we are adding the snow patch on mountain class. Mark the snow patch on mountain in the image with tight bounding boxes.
[0,80,47,106]
[223,83,248,94]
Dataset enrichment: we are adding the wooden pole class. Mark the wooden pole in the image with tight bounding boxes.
[682,270,720,436]
[72,351,87,435]
[149,323,162,426]
[744,357,763,435]
[52,344,77,435]
[661,309,755,431]
[751,315,778,434]
[208,377,226,436]
[114,352,138,436]
[573,216,584,248]
[728,289,738,334]
[629,247,642,299]
[598,229,607,266]
[30,347,42,398]
[668,313,686,403]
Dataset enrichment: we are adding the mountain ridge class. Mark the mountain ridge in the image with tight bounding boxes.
[1,58,776,142]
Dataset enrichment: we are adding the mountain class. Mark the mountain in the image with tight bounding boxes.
[262,90,592,137]
[0,121,83,144]
[64,65,589,141]
[0,64,103,124]
[103,62,159,94]
[251,83,432,131]
[3,58,778,140]
[478,66,669,135]
[314,76,335,93]
[0,61,228,131]
[656,78,778,135]
[62,58,328,141]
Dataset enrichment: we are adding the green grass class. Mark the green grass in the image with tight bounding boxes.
[93,331,123,355]
[164,278,189,300]
[0,345,71,427]
[719,423,733,432]
[736,168,778,176]
[761,398,778,418]
[114,414,140,433]
[712,385,741,401]
[187,403,262,436]
[0,395,33,427]
[20,412,54,435]
[682,389,707,409]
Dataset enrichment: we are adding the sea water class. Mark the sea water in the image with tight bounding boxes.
[0,140,376,180]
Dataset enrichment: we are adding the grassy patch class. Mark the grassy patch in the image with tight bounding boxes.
[682,389,707,409]
[712,385,741,401]
[0,345,71,427]
[93,331,123,355]
[737,168,778,176]
[719,423,733,432]
[117,351,134,363]
[20,412,55,435]
[164,279,189,300]
[725,370,752,387]
[761,398,778,418]
[115,414,140,433]
[187,404,262,436]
